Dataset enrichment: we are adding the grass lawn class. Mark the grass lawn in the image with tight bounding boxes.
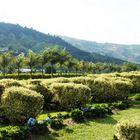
[37,111,68,121]
[37,105,140,140]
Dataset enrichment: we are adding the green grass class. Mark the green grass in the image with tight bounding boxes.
[37,106,140,140]
[37,111,68,121]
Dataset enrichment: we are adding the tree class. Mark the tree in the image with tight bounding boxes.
[38,49,49,78]
[14,53,24,79]
[59,49,71,75]
[26,50,38,78]
[44,47,61,77]
[121,62,139,72]
[0,52,12,77]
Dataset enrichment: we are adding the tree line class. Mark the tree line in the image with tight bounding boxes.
[0,47,139,78]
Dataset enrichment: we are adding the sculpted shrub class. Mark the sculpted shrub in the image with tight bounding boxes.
[0,79,22,88]
[118,72,140,93]
[50,83,91,110]
[0,87,44,124]
[114,118,140,140]
[91,77,133,102]
[26,80,53,109]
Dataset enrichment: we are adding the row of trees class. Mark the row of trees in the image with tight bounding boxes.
[0,47,139,78]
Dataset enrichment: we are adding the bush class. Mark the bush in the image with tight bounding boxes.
[26,80,53,109]
[0,79,21,88]
[114,118,140,140]
[30,121,48,135]
[71,109,84,122]
[0,87,44,124]
[50,118,63,130]
[0,73,83,80]
[91,77,133,102]
[110,101,129,110]
[131,93,140,101]
[0,85,5,101]
[117,72,140,93]
[91,104,110,117]
[50,83,91,110]
[0,125,30,140]
[82,104,112,119]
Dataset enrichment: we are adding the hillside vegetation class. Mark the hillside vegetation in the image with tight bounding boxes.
[61,36,140,64]
[0,22,125,64]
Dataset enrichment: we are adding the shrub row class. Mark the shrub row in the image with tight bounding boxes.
[0,73,83,79]
[70,76,133,102]
[114,72,140,93]
[50,83,91,110]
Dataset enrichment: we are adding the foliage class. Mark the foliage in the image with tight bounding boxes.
[71,109,84,122]
[0,87,44,124]
[0,79,21,88]
[30,121,49,135]
[131,93,140,101]
[50,83,91,110]
[0,73,82,80]
[109,101,129,110]
[50,118,63,130]
[117,72,140,93]
[91,77,133,102]
[26,80,53,109]
[0,125,30,140]
[114,118,140,140]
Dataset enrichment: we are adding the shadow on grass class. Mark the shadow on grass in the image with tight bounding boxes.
[94,116,118,125]
[63,128,74,133]
[33,133,57,140]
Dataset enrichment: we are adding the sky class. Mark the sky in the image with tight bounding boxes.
[0,0,140,44]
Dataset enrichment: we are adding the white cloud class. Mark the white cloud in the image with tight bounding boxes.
[0,0,140,44]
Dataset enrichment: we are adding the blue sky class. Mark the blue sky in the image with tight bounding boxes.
[0,0,140,44]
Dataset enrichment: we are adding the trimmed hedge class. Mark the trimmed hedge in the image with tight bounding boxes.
[50,83,91,110]
[114,118,140,140]
[0,79,22,88]
[91,77,133,102]
[26,81,53,109]
[115,72,140,93]
[0,73,83,79]
[0,87,44,124]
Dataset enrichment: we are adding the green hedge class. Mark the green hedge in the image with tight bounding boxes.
[91,77,133,102]
[0,87,44,124]
[0,79,22,88]
[50,83,91,110]
[26,80,53,109]
[117,72,140,93]
[114,118,140,140]
[0,73,83,79]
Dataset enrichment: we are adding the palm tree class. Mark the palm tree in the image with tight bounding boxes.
[26,50,38,78]
[14,53,24,79]
[44,47,60,78]
[38,50,49,78]
[0,52,12,77]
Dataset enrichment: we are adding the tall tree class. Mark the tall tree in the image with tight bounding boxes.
[38,49,49,78]
[0,52,12,77]
[26,50,38,78]
[44,47,61,77]
[14,53,24,79]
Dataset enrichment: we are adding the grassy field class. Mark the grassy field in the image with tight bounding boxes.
[37,105,140,140]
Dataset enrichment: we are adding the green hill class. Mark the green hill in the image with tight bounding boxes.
[0,22,125,64]
[61,36,140,64]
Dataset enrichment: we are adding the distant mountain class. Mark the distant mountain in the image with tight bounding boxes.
[61,36,140,64]
[0,22,125,64]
